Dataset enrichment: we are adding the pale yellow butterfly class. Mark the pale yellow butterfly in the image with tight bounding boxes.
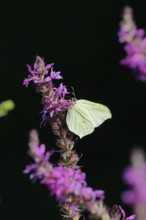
[66,99,112,138]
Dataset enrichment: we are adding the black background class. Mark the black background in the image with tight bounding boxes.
[0,0,146,219]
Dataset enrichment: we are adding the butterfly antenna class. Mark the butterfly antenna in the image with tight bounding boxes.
[79,153,83,160]
[71,86,76,98]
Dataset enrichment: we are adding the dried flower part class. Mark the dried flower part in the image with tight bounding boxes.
[59,151,79,167]
[57,138,75,150]
[118,6,146,81]
[130,147,146,167]
[61,203,82,220]
[28,129,40,145]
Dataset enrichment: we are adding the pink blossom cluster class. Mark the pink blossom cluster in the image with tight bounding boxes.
[24,130,104,205]
[23,56,73,123]
[121,147,146,220]
[118,6,146,81]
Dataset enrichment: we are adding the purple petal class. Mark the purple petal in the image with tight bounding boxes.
[23,164,37,174]
[45,150,54,161]
[50,70,62,79]
[33,145,42,157]
[126,214,136,220]
[26,65,34,75]
[34,63,38,69]
[119,206,126,218]
[23,78,31,87]
[44,76,51,82]
[40,144,46,154]
[50,110,54,117]
[45,63,54,70]
[94,190,105,198]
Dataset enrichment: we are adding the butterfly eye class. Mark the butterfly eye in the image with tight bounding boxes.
[71,86,76,98]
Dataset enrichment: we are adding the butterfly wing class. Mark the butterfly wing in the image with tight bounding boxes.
[76,99,112,127]
[66,106,94,138]
[66,99,112,138]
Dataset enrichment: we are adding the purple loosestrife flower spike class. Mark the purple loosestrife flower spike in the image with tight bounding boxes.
[118,6,146,82]
[24,130,135,220]
[23,57,134,220]
[121,147,146,220]
[24,130,109,219]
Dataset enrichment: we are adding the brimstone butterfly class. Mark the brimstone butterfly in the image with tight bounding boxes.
[66,99,112,138]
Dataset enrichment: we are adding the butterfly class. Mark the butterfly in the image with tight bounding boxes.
[0,100,15,117]
[66,99,112,138]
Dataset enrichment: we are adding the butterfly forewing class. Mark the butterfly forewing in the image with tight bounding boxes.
[76,99,112,127]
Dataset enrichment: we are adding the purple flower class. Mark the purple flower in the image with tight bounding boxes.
[23,144,53,181]
[24,132,104,207]
[41,165,104,204]
[118,6,146,81]
[110,205,135,220]
[119,206,136,220]
[41,166,87,202]
[23,164,38,174]
[54,83,68,98]
[41,95,73,121]
[43,69,62,82]
[50,69,62,79]
[122,164,146,203]
[29,139,53,163]
[81,187,99,201]
[121,147,146,219]
[23,56,57,86]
